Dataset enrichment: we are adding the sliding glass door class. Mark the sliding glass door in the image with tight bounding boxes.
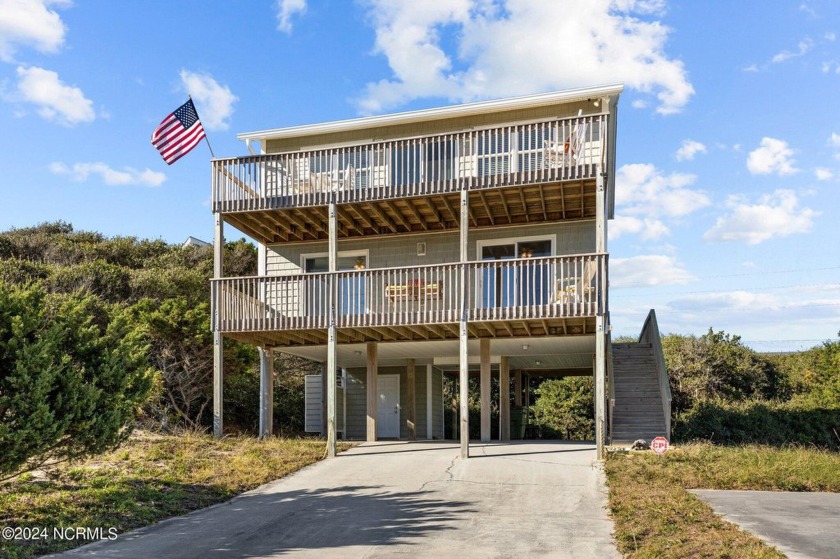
[303,254,367,316]
[481,239,551,309]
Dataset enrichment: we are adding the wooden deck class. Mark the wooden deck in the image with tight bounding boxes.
[212,254,606,347]
[212,113,608,244]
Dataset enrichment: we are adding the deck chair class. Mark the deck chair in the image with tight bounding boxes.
[555,258,598,304]
[543,109,587,168]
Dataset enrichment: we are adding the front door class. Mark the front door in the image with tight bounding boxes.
[377,375,400,439]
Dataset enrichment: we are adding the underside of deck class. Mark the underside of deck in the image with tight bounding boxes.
[221,316,597,347]
[222,179,596,244]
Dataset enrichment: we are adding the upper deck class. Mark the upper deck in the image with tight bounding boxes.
[212,86,620,244]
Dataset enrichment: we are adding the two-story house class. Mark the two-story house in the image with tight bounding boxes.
[209,83,671,459]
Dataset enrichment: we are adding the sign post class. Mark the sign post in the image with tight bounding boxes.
[651,436,669,456]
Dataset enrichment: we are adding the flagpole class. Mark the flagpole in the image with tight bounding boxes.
[189,95,216,158]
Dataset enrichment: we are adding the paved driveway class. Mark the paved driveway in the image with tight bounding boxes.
[52,441,619,558]
[692,490,840,559]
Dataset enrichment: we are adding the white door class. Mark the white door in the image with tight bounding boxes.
[377,375,400,438]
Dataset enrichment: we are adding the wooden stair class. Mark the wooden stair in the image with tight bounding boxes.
[610,342,667,445]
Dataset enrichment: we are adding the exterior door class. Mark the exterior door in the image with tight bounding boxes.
[377,375,400,438]
[481,239,552,308]
[303,253,367,317]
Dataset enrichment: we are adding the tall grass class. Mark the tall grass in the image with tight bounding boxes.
[605,444,840,558]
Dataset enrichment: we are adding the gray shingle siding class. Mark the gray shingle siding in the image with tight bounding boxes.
[265,221,595,275]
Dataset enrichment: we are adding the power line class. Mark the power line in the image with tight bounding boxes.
[612,282,840,299]
[613,265,840,289]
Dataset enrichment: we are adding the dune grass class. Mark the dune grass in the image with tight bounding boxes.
[0,431,352,559]
[605,443,840,558]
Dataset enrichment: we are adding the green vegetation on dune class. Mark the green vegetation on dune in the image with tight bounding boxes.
[0,222,313,479]
[0,432,353,559]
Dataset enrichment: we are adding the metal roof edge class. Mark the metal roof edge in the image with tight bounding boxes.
[237,83,624,143]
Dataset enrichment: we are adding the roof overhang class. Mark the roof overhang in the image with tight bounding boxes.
[238,83,624,143]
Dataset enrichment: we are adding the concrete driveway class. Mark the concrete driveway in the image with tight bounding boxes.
[52,441,619,558]
[692,490,840,559]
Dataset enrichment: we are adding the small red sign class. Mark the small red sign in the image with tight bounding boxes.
[651,436,669,455]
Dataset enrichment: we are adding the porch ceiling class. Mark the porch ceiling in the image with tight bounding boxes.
[222,316,596,349]
[222,180,596,245]
[231,333,595,372]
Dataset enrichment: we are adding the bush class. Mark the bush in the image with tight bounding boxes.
[531,377,594,439]
[662,329,787,413]
[674,400,840,449]
[0,284,153,478]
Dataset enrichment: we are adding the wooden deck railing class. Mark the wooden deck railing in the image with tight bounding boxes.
[212,113,608,212]
[211,254,606,334]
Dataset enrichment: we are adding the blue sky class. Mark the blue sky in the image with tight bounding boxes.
[1,0,838,350]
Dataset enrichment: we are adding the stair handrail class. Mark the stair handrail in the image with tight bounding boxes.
[638,309,671,439]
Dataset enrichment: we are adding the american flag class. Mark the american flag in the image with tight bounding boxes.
[151,99,206,165]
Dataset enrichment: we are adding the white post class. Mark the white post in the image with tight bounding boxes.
[213,213,224,438]
[327,202,338,457]
[595,171,607,458]
[595,318,607,459]
[500,355,510,441]
[366,342,378,442]
[259,347,274,439]
[480,339,491,442]
[426,364,433,439]
[459,188,470,459]
[407,358,416,441]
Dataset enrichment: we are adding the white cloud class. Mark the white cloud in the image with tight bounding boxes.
[746,137,798,175]
[611,255,695,288]
[356,0,693,116]
[703,189,818,245]
[675,139,707,161]
[15,65,94,125]
[276,0,306,34]
[179,70,237,131]
[50,161,166,187]
[815,167,833,181]
[609,215,669,241]
[616,163,709,218]
[0,0,68,61]
[771,38,813,63]
[828,132,840,154]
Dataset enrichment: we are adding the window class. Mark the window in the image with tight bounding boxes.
[302,253,368,316]
[480,238,552,308]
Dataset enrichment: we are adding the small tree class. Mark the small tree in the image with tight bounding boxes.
[532,377,594,439]
[0,284,153,479]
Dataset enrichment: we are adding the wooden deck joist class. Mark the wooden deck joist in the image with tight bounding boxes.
[221,179,596,244]
[220,317,596,347]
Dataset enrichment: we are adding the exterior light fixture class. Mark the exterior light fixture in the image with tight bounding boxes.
[522,344,529,350]
[353,257,366,270]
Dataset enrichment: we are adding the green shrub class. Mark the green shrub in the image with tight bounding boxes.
[0,284,153,478]
[532,377,594,440]
[674,400,840,449]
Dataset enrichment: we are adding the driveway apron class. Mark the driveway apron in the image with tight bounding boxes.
[52,441,619,558]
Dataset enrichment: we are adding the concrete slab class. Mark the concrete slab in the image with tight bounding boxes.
[691,489,840,559]
[49,441,619,558]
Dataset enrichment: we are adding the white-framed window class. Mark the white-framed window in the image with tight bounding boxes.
[476,235,555,308]
[300,250,369,316]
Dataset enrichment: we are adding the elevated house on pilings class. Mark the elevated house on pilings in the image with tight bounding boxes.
[210,84,671,458]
